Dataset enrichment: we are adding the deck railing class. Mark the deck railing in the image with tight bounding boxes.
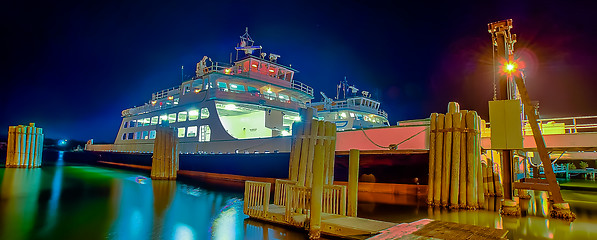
[244,181,271,218]
[323,184,347,215]
[483,115,597,135]
[274,179,297,206]
[285,185,311,224]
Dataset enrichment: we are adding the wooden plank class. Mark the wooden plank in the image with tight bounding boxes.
[512,182,550,191]
[520,178,548,184]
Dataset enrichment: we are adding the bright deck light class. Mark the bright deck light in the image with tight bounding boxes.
[224,104,237,110]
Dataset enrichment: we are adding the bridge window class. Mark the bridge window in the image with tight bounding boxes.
[247,86,259,94]
[279,94,289,102]
[187,126,197,138]
[149,130,156,139]
[264,91,277,100]
[189,110,199,121]
[217,82,228,91]
[200,125,211,142]
[168,113,176,123]
[201,108,209,119]
[160,115,168,124]
[229,83,245,92]
[151,116,158,125]
[178,111,187,122]
[178,127,186,138]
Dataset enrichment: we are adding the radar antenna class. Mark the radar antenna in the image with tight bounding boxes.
[235,27,262,56]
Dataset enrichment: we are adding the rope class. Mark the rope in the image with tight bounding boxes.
[359,124,427,150]
[492,39,497,101]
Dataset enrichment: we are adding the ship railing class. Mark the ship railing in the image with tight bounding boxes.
[205,62,232,74]
[484,115,597,134]
[274,179,297,206]
[285,185,311,226]
[290,80,314,97]
[322,184,346,216]
[319,100,389,119]
[152,86,180,101]
[244,181,271,219]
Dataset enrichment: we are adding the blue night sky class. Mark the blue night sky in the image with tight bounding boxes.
[2,0,597,143]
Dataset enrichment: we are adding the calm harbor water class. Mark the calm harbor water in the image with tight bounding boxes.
[1,151,597,239]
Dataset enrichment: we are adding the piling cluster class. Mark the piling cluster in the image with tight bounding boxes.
[6,123,44,168]
[150,125,179,180]
[427,102,486,209]
[482,153,504,197]
[289,108,337,189]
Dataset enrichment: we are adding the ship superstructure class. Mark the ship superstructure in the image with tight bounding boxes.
[310,79,389,130]
[88,29,313,154]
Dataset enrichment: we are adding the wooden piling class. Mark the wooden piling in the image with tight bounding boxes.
[449,112,462,208]
[427,113,437,205]
[476,117,485,207]
[433,114,444,206]
[7,126,16,166]
[290,121,303,182]
[5,124,43,168]
[466,111,479,209]
[305,119,320,188]
[347,149,360,217]
[441,113,453,207]
[324,121,336,185]
[309,129,326,239]
[297,116,313,187]
[459,110,468,208]
[151,125,178,180]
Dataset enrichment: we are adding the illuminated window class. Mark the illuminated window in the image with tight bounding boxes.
[201,108,209,119]
[151,116,158,125]
[188,110,199,121]
[178,111,187,122]
[349,112,355,118]
[135,132,141,139]
[123,122,128,128]
[168,113,176,123]
[247,86,259,94]
[229,83,245,92]
[149,130,156,139]
[178,127,186,138]
[174,98,179,105]
[192,79,203,90]
[143,118,150,126]
[130,120,136,128]
[142,131,149,139]
[264,91,277,100]
[217,82,228,91]
[200,125,211,142]
[122,133,126,140]
[279,94,289,102]
[128,133,134,139]
[160,115,168,124]
[187,126,197,137]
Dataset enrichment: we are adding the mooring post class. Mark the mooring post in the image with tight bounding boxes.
[151,125,179,180]
[309,121,326,239]
[347,149,360,217]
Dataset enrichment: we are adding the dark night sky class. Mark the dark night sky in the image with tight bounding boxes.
[2,0,596,143]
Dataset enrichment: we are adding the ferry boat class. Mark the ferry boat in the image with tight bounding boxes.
[310,78,390,131]
[87,29,312,155]
[84,29,429,183]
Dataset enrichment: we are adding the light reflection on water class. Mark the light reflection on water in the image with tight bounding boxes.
[1,159,597,239]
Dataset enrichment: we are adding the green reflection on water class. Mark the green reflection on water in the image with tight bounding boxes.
[2,157,597,240]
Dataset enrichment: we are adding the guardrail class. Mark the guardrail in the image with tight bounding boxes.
[323,184,346,215]
[484,115,597,135]
[274,179,297,206]
[285,185,311,226]
[291,80,314,97]
[244,181,271,218]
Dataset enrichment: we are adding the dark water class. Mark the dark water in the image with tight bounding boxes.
[2,151,597,239]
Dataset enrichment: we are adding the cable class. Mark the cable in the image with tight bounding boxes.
[359,124,427,150]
